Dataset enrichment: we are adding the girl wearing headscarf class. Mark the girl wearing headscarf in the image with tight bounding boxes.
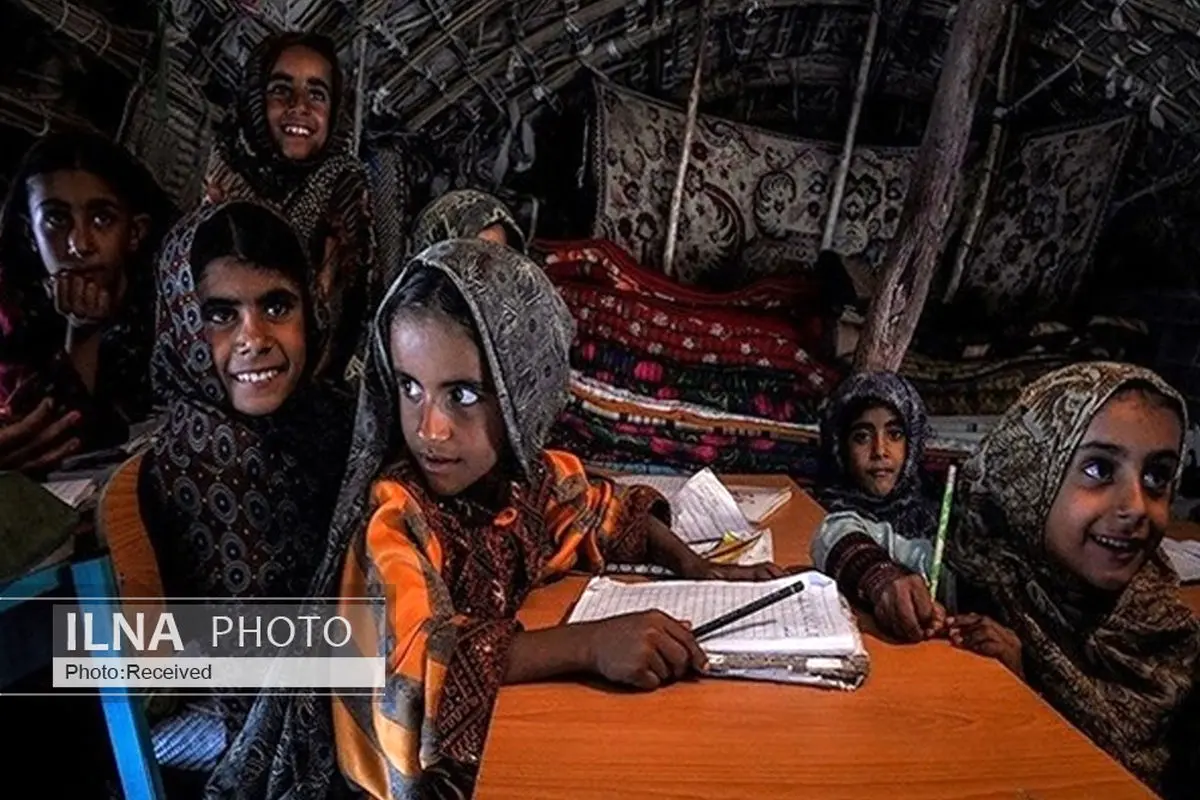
[0,131,174,472]
[810,372,943,641]
[330,238,783,798]
[205,31,375,386]
[141,199,352,600]
[941,361,1199,792]
[410,189,526,253]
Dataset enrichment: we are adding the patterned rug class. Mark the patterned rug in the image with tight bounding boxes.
[955,116,1134,321]
[589,81,918,286]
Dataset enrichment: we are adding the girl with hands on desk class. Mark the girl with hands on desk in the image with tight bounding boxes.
[809,372,946,642]
[328,240,783,800]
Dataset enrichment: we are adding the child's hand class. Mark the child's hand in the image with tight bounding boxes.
[584,610,707,690]
[870,573,946,642]
[700,562,788,581]
[947,613,1023,677]
[48,271,118,328]
[0,399,82,472]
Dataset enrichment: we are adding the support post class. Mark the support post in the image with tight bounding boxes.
[853,0,1012,372]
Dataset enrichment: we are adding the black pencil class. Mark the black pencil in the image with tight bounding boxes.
[692,578,806,640]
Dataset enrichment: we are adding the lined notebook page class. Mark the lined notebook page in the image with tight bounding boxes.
[569,572,858,656]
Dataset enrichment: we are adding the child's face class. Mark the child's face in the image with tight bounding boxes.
[389,312,505,497]
[198,257,307,416]
[1043,391,1182,592]
[477,225,508,245]
[846,404,907,497]
[265,45,333,162]
[25,169,147,292]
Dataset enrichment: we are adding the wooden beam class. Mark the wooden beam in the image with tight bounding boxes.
[853,0,1011,373]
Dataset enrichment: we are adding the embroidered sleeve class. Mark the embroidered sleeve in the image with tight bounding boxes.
[538,450,669,574]
[334,479,520,798]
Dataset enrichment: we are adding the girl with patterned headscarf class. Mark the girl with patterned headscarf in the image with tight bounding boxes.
[941,361,1199,792]
[810,372,944,642]
[410,189,527,253]
[328,238,783,798]
[141,200,352,600]
[205,31,375,386]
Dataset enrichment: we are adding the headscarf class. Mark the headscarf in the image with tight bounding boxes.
[205,239,574,799]
[206,32,375,385]
[948,361,1200,789]
[410,190,527,254]
[813,371,937,540]
[0,131,174,439]
[143,200,352,600]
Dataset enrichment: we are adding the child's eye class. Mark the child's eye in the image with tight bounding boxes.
[267,83,292,99]
[40,211,69,230]
[398,377,422,402]
[886,428,905,443]
[202,306,236,326]
[309,88,328,104]
[1143,465,1174,496]
[91,212,115,229]
[849,431,871,446]
[264,299,295,320]
[1081,458,1114,483]
[451,386,481,407]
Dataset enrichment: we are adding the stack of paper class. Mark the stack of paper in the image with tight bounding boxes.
[568,571,869,690]
[43,478,98,509]
[1163,538,1200,584]
[608,469,773,574]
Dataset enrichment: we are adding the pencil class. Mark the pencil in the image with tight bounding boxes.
[692,578,806,640]
[927,464,958,600]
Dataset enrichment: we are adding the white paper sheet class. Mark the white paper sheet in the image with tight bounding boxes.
[613,471,788,528]
[569,572,860,656]
[667,469,751,544]
[42,478,96,508]
[725,486,792,524]
[1163,537,1200,583]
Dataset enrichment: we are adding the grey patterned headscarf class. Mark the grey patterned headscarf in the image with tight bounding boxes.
[410,190,527,254]
[948,361,1199,790]
[814,371,937,540]
[374,238,573,475]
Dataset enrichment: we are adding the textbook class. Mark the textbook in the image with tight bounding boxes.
[607,469,774,575]
[568,571,869,690]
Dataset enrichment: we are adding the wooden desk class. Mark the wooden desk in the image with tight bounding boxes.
[1169,521,1200,615]
[476,476,1152,799]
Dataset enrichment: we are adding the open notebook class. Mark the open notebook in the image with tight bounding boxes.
[607,469,783,575]
[568,571,868,690]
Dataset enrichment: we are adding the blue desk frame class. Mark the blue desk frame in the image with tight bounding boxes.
[1,554,165,799]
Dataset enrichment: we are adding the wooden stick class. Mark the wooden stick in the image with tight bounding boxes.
[353,26,369,155]
[822,1,882,251]
[662,0,711,278]
[942,1,1020,303]
[853,0,1012,373]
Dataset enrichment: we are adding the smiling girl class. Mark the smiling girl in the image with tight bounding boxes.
[142,200,352,601]
[205,32,374,386]
[0,131,173,472]
[943,362,1199,792]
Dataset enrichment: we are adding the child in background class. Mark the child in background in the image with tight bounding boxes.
[811,371,943,641]
[410,189,527,253]
[205,32,374,384]
[0,131,173,472]
[332,238,784,799]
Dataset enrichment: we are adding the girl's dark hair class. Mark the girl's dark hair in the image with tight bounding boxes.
[190,202,309,290]
[0,130,173,286]
[388,265,479,342]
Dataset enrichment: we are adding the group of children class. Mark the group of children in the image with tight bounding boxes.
[0,28,1196,800]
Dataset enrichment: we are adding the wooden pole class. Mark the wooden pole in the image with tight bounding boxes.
[822,1,882,251]
[853,0,1012,373]
[662,0,711,278]
[943,2,1020,303]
